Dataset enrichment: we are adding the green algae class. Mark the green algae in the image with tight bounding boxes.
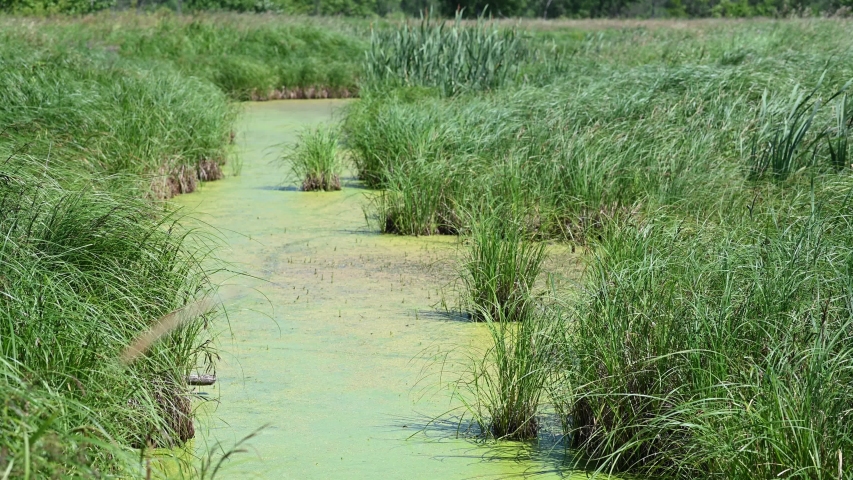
[172,100,585,479]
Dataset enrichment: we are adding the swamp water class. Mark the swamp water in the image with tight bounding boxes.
[173,100,581,479]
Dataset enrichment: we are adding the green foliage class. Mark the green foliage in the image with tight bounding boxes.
[0,36,234,192]
[0,0,112,14]
[363,12,522,96]
[0,155,216,477]
[827,92,853,171]
[461,305,561,440]
[346,21,853,242]
[559,199,853,478]
[0,20,233,477]
[115,16,365,99]
[346,18,853,479]
[0,14,366,100]
[285,125,343,191]
[462,212,546,323]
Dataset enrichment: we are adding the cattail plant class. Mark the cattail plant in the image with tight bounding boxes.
[363,10,522,96]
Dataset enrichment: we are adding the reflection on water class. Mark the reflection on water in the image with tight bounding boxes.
[172,100,588,479]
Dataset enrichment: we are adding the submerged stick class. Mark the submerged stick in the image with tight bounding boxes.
[187,374,217,386]
[121,297,216,365]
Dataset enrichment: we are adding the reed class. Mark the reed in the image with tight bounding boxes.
[462,306,560,440]
[557,197,853,478]
[349,18,853,480]
[0,154,217,477]
[363,11,522,96]
[0,21,234,477]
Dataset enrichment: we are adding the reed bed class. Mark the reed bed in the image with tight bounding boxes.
[0,155,217,477]
[0,22,233,477]
[0,12,367,100]
[364,12,522,96]
[346,17,853,480]
[0,36,234,197]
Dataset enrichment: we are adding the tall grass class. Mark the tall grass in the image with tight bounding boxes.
[363,11,522,96]
[0,20,234,477]
[461,212,546,323]
[457,212,551,440]
[0,13,367,100]
[557,195,853,478]
[285,125,343,191]
[0,37,234,197]
[462,307,560,441]
[0,154,217,477]
[349,17,853,480]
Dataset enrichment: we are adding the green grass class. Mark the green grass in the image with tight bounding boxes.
[0,35,235,197]
[461,210,546,323]
[4,11,853,479]
[285,125,343,191]
[345,17,853,479]
[0,154,218,477]
[558,194,853,477]
[0,12,368,100]
[460,305,561,441]
[363,12,523,97]
[0,19,234,477]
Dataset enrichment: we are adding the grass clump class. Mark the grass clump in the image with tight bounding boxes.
[0,20,235,476]
[0,154,216,477]
[461,212,546,323]
[350,17,853,480]
[456,209,550,440]
[557,198,853,478]
[0,13,366,100]
[462,307,560,441]
[286,125,343,191]
[0,38,234,197]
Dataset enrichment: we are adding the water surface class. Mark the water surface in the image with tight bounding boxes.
[174,100,579,479]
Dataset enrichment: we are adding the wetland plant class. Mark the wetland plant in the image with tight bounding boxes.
[463,306,559,440]
[0,33,233,476]
[287,125,343,191]
[0,154,216,477]
[363,11,522,96]
[374,156,465,235]
[827,92,852,171]
[461,212,546,323]
[557,206,853,478]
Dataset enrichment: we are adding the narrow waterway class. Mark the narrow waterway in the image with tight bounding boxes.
[173,100,577,479]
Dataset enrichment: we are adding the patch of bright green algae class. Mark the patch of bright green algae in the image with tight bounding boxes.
[173,100,586,479]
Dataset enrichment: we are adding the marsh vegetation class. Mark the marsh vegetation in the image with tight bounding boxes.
[285,125,343,191]
[3,9,853,480]
[0,19,231,477]
[346,16,853,479]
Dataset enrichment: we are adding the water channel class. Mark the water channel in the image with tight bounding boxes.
[173,100,580,479]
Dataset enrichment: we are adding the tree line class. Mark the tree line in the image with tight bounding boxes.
[1,0,851,26]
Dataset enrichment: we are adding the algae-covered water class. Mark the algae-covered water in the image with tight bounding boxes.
[173,100,578,479]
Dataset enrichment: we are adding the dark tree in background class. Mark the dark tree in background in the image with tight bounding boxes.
[1,0,851,19]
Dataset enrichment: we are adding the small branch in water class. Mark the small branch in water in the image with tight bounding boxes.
[187,374,216,386]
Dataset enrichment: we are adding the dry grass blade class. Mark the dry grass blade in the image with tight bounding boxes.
[121,297,218,365]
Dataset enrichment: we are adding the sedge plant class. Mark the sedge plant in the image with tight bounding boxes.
[285,125,343,191]
[461,210,547,323]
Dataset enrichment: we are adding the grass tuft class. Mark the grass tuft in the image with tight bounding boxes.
[461,211,546,323]
[285,125,343,191]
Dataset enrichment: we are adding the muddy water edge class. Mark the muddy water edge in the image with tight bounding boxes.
[172,100,582,479]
